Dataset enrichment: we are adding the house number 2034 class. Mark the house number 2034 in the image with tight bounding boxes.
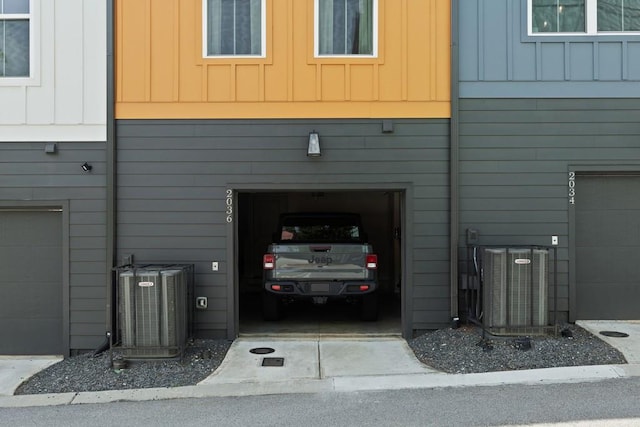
[568,172,576,205]
[225,189,233,223]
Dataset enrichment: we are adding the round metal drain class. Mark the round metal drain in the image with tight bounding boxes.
[249,347,275,354]
[599,331,629,338]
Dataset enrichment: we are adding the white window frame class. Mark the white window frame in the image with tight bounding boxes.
[314,0,378,58]
[0,0,39,86]
[202,0,266,58]
[528,0,640,36]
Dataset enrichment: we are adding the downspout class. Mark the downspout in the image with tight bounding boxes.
[105,0,117,340]
[449,0,460,321]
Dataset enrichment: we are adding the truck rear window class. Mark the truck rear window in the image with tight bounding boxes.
[280,217,362,242]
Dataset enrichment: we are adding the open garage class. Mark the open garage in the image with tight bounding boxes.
[236,190,404,335]
[116,118,452,339]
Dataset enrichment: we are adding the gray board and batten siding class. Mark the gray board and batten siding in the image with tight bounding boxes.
[458,97,640,322]
[458,0,640,98]
[0,142,107,355]
[115,119,451,338]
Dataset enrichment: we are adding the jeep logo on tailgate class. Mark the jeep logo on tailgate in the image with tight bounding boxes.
[308,256,332,264]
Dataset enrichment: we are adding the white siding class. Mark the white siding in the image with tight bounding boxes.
[55,0,85,125]
[83,1,107,126]
[0,87,26,124]
[0,0,106,141]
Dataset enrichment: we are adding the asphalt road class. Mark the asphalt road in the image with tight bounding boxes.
[3,378,640,427]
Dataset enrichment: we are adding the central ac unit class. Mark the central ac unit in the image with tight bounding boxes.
[118,265,191,358]
[482,248,548,334]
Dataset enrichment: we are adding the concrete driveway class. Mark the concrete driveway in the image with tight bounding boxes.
[0,356,61,396]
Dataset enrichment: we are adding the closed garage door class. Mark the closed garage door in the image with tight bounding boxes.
[0,210,63,354]
[575,175,640,319]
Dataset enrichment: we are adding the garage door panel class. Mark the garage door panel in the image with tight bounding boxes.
[0,248,61,283]
[577,211,640,247]
[606,212,640,246]
[577,282,640,319]
[0,211,63,355]
[0,248,31,282]
[580,177,640,209]
[31,247,63,281]
[606,182,640,209]
[0,213,61,244]
[0,281,61,316]
[0,319,63,355]
[576,175,640,320]
[577,247,640,283]
[574,212,604,246]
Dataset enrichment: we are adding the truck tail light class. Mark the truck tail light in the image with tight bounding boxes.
[366,254,378,270]
[263,254,275,270]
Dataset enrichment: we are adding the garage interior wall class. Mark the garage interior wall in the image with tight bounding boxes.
[458,98,640,323]
[115,118,451,338]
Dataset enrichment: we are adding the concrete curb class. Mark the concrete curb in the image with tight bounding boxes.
[333,364,629,392]
[1,364,637,408]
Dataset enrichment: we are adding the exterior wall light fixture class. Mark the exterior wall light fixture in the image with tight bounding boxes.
[307,130,322,157]
[81,162,93,172]
[307,131,321,157]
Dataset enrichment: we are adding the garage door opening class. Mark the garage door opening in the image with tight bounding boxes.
[237,191,403,335]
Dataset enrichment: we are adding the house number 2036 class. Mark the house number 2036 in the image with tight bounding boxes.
[568,172,576,205]
[225,189,233,223]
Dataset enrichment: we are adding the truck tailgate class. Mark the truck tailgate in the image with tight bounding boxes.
[270,244,370,280]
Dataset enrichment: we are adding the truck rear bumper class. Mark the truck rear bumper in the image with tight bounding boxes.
[264,280,377,297]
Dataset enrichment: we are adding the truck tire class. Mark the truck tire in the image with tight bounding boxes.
[360,292,379,321]
[262,291,282,321]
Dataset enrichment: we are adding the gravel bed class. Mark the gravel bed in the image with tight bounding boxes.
[15,324,627,395]
[15,339,233,395]
[408,323,627,374]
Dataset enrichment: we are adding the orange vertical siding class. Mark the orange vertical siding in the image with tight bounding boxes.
[115,0,450,119]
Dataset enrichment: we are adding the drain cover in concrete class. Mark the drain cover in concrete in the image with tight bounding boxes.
[600,331,629,338]
[262,357,284,367]
[250,347,275,354]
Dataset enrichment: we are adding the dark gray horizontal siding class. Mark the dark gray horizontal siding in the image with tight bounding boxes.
[459,98,640,321]
[460,186,567,198]
[0,141,107,353]
[116,121,449,138]
[71,212,106,224]
[118,173,444,186]
[70,249,105,262]
[116,119,451,335]
[70,262,106,275]
[1,175,105,187]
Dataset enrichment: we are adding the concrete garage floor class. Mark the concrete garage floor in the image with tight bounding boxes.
[238,293,402,336]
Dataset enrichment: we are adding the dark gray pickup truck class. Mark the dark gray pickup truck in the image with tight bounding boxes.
[262,212,378,321]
